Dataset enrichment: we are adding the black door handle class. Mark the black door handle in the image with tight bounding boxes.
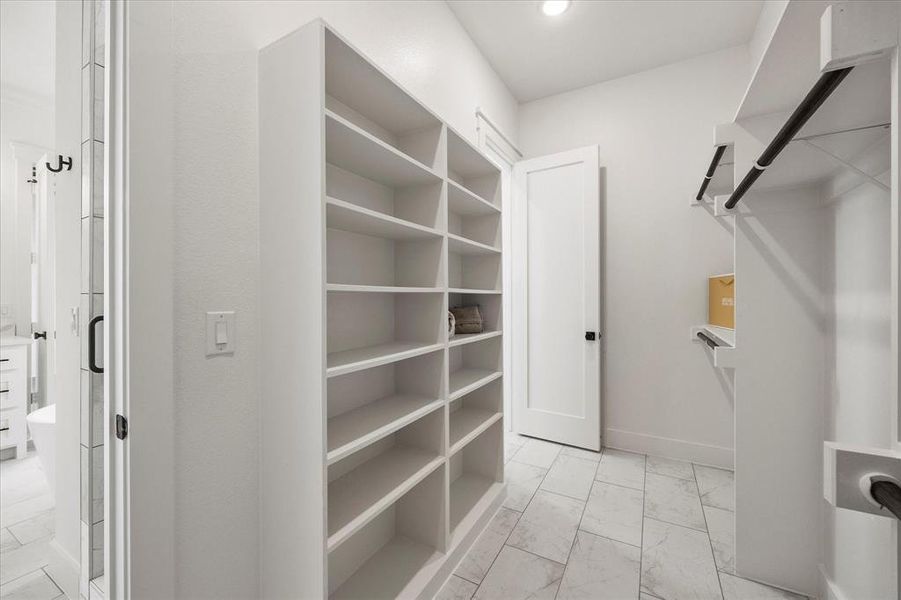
[33,331,47,340]
[89,316,103,374]
[585,331,597,341]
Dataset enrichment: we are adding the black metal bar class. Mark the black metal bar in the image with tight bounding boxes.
[696,331,719,349]
[89,315,104,374]
[724,67,854,210]
[871,480,901,521]
[695,144,727,201]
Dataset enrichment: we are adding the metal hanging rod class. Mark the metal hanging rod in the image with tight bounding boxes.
[725,67,854,210]
[696,331,720,349]
[695,144,727,201]
[870,479,901,521]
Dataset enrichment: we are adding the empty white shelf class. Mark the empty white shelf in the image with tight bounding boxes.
[447,180,500,216]
[449,287,501,295]
[448,128,501,179]
[327,284,443,294]
[327,396,443,465]
[328,446,443,551]
[447,233,501,256]
[449,408,502,455]
[449,369,502,401]
[327,341,445,378]
[325,110,440,188]
[700,325,735,348]
[448,331,502,348]
[449,474,503,537]
[329,536,441,600]
[326,197,442,241]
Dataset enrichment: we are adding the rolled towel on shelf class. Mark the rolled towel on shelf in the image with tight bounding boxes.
[450,305,483,334]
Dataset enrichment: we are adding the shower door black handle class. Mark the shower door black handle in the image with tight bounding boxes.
[89,315,104,374]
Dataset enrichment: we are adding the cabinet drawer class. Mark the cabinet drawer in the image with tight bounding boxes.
[0,353,18,372]
[0,413,24,448]
[0,378,24,410]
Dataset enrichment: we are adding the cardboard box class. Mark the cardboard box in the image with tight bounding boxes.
[708,274,735,329]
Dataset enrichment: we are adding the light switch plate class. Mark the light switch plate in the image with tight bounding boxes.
[206,311,236,356]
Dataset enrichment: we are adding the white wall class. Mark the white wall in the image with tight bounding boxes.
[518,46,750,466]
[128,2,518,597]
[822,178,896,600]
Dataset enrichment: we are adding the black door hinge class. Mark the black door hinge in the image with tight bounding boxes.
[116,414,128,440]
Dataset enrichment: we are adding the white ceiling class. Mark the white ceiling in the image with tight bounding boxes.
[447,0,763,102]
[0,0,55,103]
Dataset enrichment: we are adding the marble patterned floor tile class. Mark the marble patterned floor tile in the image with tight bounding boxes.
[507,490,585,564]
[0,529,20,553]
[719,572,807,600]
[703,505,734,573]
[694,465,734,511]
[640,518,722,600]
[560,446,602,463]
[511,438,561,469]
[504,441,522,464]
[505,434,527,449]
[580,481,643,547]
[644,472,706,531]
[0,538,52,586]
[455,507,520,584]
[640,595,663,600]
[436,575,478,600]
[596,449,646,490]
[0,568,62,600]
[504,461,548,512]
[0,494,53,530]
[556,530,640,600]
[646,455,694,480]
[540,454,598,501]
[472,545,564,600]
[8,511,54,546]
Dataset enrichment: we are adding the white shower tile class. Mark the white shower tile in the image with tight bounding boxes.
[556,531,640,600]
[540,454,597,501]
[580,481,643,547]
[640,518,721,600]
[473,545,564,600]
[507,490,584,564]
[644,472,705,530]
[595,449,645,490]
[694,465,734,511]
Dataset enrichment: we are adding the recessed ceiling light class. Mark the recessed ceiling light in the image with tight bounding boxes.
[541,0,570,17]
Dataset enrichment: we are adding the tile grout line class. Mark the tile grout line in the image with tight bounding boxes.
[693,462,726,600]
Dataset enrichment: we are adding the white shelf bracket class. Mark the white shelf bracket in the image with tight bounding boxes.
[801,139,891,192]
[820,2,901,71]
[824,442,901,518]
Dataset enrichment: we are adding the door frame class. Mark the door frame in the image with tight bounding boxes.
[106,0,177,596]
[511,145,602,450]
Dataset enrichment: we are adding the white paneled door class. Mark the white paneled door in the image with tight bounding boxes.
[512,146,601,450]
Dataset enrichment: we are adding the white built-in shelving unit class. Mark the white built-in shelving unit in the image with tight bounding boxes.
[260,20,505,599]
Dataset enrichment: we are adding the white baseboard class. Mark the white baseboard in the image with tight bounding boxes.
[818,564,846,600]
[46,538,80,599]
[604,427,734,469]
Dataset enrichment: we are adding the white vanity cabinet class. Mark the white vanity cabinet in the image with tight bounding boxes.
[0,337,31,459]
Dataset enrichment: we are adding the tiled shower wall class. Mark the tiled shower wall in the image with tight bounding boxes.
[80,0,105,594]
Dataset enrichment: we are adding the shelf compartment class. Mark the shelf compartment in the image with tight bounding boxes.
[448,179,500,216]
[327,229,443,288]
[327,409,444,552]
[449,369,502,402]
[447,233,500,256]
[449,334,502,400]
[447,128,501,206]
[448,288,500,295]
[328,351,445,464]
[326,110,440,189]
[328,468,445,599]
[449,419,503,540]
[327,197,441,241]
[448,377,502,455]
[448,206,500,250]
[448,251,501,292]
[448,292,502,347]
[327,284,442,294]
[448,331,502,348]
[327,342,444,378]
[325,29,443,173]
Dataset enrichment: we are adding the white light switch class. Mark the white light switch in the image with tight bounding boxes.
[206,311,236,356]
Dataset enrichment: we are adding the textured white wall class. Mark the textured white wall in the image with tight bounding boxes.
[518,46,750,466]
[157,3,518,597]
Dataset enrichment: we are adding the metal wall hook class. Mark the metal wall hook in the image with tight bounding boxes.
[46,154,73,173]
